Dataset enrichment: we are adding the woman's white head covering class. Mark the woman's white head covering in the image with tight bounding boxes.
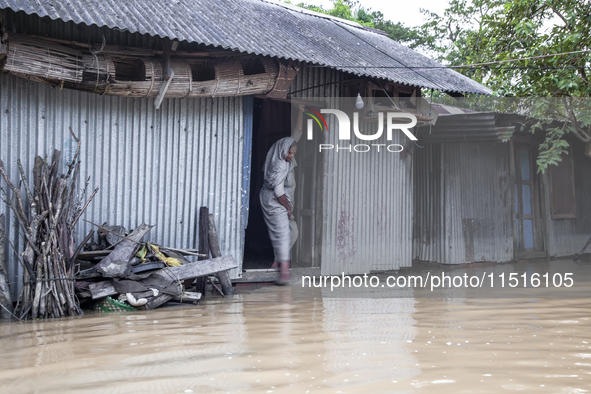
[263,137,297,189]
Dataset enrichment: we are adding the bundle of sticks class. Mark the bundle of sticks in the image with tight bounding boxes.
[0,129,98,319]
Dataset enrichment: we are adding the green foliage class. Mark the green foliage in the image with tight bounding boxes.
[463,0,591,98]
[289,0,367,25]
[418,0,591,172]
[286,0,421,44]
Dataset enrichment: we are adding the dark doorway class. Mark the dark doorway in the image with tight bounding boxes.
[243,99,291,269]
[243,98,323,270]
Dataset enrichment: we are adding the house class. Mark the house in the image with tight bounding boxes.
[0,0,491,297]
[413,103,591,264]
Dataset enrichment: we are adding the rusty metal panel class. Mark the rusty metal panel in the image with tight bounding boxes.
[412,143,443,263]
[0,73,245,298]
[440,142,513,264]
[548,148,576,219]
[414,142,514,265]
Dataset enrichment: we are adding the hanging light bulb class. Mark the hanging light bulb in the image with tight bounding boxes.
[355,92,364,109]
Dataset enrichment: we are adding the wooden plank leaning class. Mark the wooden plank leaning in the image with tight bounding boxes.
[208,214,233,295]
[192,206,210,295]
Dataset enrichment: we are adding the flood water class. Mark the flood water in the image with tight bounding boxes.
[1,258,591,393]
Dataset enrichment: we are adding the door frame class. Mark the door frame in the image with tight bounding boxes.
[292,102,325,268]
[511,140,546,259]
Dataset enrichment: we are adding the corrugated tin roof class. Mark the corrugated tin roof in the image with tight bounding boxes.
[0,0,492,94]
[417,108,514,143]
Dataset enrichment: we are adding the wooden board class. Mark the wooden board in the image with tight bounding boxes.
[140,294,173,310]
[95,224,153,275]
[173,292,202,303]
[88,280,115,300]
[76,267,101,280]
[232,269,279,283]
[74,250,112,260]
[162,255,236,280]
[208,213,233,295]
[87,256,237,300]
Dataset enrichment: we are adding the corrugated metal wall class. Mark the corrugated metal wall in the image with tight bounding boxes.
[544,141,591,257]
[413,144,443,263]
[0,73,245,298]
[414,142,513,264]
[291,66,414,275]
[321,121,413,275]
[442,143,513,264]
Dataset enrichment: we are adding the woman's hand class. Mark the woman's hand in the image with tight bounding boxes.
[277,194,292,219]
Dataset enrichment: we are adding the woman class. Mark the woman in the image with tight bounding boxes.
[260,136,298,285]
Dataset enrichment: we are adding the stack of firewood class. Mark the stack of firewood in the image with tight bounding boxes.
[0,130,97,319]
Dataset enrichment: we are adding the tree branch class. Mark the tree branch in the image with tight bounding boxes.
[546,1,570,30]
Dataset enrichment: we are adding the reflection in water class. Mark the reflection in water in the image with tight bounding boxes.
[320,298,418,387]
[0,259,590,393]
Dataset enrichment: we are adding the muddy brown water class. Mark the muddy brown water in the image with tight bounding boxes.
[1,259,591,393]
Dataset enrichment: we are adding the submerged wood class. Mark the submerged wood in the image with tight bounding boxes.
[173,291,202,303]
[140,294,173,310]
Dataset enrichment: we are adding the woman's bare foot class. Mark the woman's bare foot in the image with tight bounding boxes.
[271,261,278,269]
[276,261,291,285]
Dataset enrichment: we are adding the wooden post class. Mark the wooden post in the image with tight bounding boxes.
[208,214,233,295]
[0,214,13,319]
[193,206,210,295]
[154,37,174,110]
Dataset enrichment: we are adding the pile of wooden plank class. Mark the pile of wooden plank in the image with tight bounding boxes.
[74,219,237,310]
